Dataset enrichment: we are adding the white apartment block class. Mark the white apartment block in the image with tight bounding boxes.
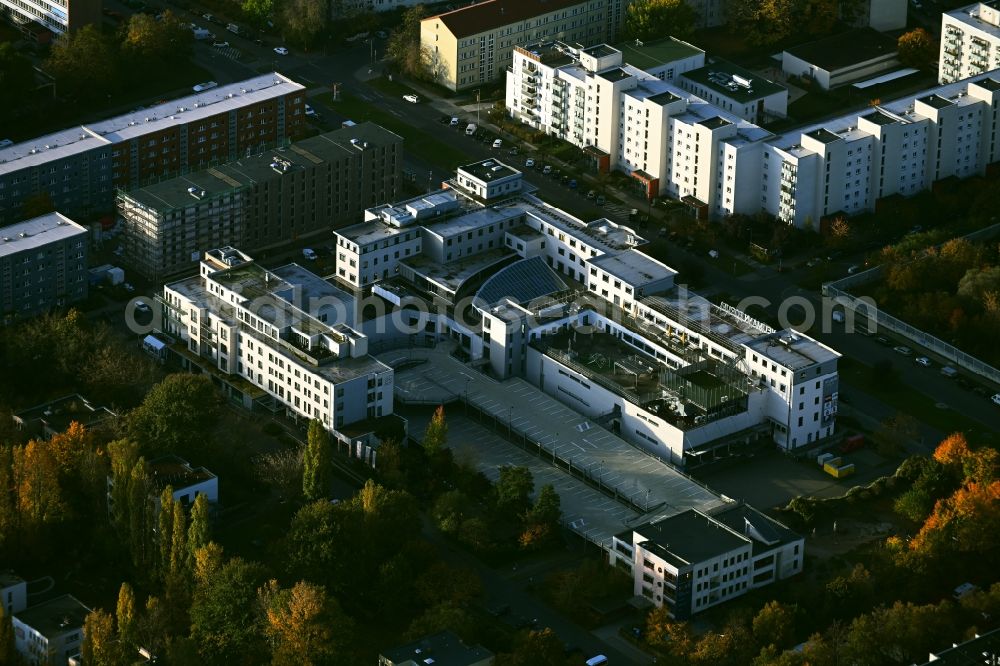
[13,595,89,666]
[763,71,1000,227]
[940,3,1000,84]
[161,247,392,431]
[421,0,629,91]
[348,161,840,465]
[609,504,804,618]
[507,41,773,213]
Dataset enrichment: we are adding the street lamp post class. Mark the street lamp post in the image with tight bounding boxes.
[475,89,481,125]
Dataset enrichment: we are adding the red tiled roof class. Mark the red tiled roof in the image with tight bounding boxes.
[428,0,587,39]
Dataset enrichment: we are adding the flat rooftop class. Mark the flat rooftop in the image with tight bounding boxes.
[806,127,842,144]
[744,330,840,370]
[431,0,584,39]
[458,158,520,182]
[123,123,400,212]
[381,630,493,666]
[403,248,513,296]
[861,109,900,126]
[784,28,896,72]
[945,2,1000,41]
[13,394,115,432]
[680,59,786,102]
[634,509,750,568]
[923,626,1000,665]
[13,595,89,638]
[614,36,704,71]
[698,116,732,130]
[712,503,801,555]
[0,212,87,258]
[516,42,577,68]
[149,454,215,491]
[0,73,304,176]
[597,67,635,83]
[919,93,955,110]
[588,248,676,288]
[0,572,25,588]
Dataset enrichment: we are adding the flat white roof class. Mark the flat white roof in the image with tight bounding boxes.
[0,73,304,176]
[588,248,676,287]
[0,212,88,258]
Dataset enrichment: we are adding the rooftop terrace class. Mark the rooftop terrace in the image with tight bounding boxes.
[613,36,704,71]
[680,59,786,102]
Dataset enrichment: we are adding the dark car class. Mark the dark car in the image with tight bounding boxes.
[875,335,892,346]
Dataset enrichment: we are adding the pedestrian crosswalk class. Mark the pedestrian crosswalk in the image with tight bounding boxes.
[600,202,632,222]
[215,46,242,61]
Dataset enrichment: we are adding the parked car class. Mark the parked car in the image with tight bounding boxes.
[893,345,913,356]
[212,40,229,47]
[302,248,317,260]
[596,195,606,205]
[586,190,596,199]
[914,356,931,367]
[542,165,552,175]
[992,393,1000,407]
[403,94,420,103]
[875,335,892,346]
[848,264,862,274]
[273,46,289,55]
[376,30,388,38]
[524,158,535,168]
[305,104,318,118]
[492,138,502,149]
[449,117,459,125]
[568,179,577,188]
[192,81,218,92]
[940,365,958,378]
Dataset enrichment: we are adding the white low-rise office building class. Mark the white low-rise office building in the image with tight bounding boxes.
[161,247,392,431]
[13,595,89,666]
[350,162,840,464]
[940,2,1000,84]
[609,504,804,618]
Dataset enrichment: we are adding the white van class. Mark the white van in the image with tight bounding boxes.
[302,248,318,261]
[492,139,502,149]
[465,123,477,136]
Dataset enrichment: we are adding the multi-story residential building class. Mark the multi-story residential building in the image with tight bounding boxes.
[0,212,88,323]
[161,247,392,431]
[507,40,773,210]
[344,160,840,463]
[608,504,803,618]
[763,71,1000,227]
[117,122,402,281]
[12,595,89,666]
[940,2,1000,84]
[0,73,306,225]
[421,0,629,91]
[1,0,100,36]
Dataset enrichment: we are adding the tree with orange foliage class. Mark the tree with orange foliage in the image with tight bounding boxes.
[932,433,971,469]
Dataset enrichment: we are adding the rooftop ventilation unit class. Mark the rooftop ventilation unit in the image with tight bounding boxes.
[187,186,206,199]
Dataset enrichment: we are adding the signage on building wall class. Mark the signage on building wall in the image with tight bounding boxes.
[822,376,839,424]
[717,302,775,336]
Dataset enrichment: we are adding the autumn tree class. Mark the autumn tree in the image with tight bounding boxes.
[302,419,332,501]
[253,448,303,499]
[260,580,354,665]
[645,606,694,658]
[898,28,937,68]
[12,439,69,539]
[621,0,697,40]
[81,609,120,666]
[116,582,137,655]
[126,458,154,572]
[752,600,798,652]
[0,447,16,558]
[279,0,329,47]
[0,604,14,665]
[386,5,432,80]
[108,439,139,528]
[127,374,220,458]
[422,405,448,456]
[494,628,565,666]
[189,557,268,662]
[122,11,191,62]
[241,0,274,26]
[187,493,211,560]
[494,466,534,519]
[157,487,175,580]
[825,217,852,250]
[44,24,120,101]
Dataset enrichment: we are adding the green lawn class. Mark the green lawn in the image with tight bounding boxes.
[320,91,471,171]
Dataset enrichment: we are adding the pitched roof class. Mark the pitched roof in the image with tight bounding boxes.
[429,0,585,39]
